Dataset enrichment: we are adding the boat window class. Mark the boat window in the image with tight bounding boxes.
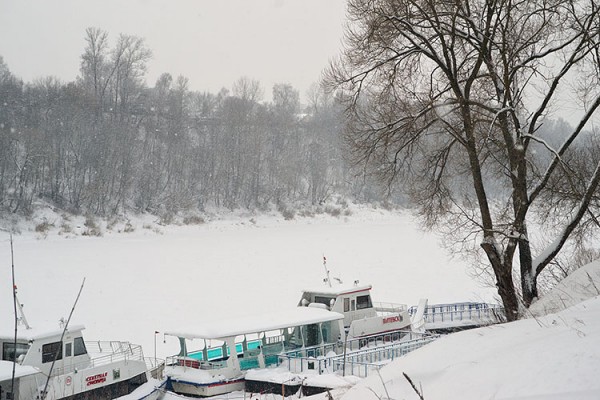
[74,337,87,356]
[303,324,320,347]
[344,298,350,312]
[357,295,373,310]
[65,342,72,357]
[351,299,356,311]
[42,342,63,363]
[2,342,29,361]
[314,296,335,307]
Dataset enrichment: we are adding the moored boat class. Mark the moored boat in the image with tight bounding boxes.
[297,280,424,338]
[163,307,345,397]
[0,323,163,400]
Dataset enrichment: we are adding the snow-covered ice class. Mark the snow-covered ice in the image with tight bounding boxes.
[3,207,598,399]
[0,208,492,361]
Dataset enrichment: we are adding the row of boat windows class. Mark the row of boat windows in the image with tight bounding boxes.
[41,337,87,363]
[2,339,87,363]
[313,295,373,312]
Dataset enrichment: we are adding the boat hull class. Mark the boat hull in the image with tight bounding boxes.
[167,377,245,397]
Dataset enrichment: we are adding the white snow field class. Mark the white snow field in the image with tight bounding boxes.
[0,207,494,361]
[3,207,599,399]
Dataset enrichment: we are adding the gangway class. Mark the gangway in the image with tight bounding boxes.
[408,302,505,332]
[277,330,438,378]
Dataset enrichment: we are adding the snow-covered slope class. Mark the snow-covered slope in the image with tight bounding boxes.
[529,260,600,317]
[330,262,600,400]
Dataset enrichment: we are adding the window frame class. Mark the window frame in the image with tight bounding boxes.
[74,337,87,356]
[42,341,63,363]
[356,295,373,310]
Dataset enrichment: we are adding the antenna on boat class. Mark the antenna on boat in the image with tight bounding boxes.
[322,255,332,287]
[14,291,31,329]
[41,277,86,400]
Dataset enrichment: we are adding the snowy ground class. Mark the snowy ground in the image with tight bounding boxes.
[7,206,595,399]
[0,206,495,362]
[322,264,600,400]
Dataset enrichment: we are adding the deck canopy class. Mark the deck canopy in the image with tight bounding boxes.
[0,360,39,380]
[165,307,344,340]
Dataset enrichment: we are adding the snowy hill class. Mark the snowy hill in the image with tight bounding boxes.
[528,260,600,317]
[327,262,600,400]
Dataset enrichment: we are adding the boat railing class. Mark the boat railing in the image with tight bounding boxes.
[280,329,430,361]
[278,334,439,378]
[51,341,145,376]
[165,355,228,371]
[145,357,165,379]
[408,302,505,324]
[373,302,407,314]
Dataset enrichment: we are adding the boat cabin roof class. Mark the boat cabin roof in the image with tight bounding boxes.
[0,324,85,342]
[301,283,373,297]
[165,307,344,340]
[0,360,39,380]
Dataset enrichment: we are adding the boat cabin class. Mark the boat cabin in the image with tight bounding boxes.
[298,283,380,327]
[1,324,152,400]
[297,282,413,338]
[0,325,91,378]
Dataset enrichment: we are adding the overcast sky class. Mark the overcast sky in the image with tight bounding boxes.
[0,0,347,100]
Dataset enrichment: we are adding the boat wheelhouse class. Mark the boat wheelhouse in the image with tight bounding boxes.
[297,282,416,338]
[0,324,158,400]
[164,307,345,397]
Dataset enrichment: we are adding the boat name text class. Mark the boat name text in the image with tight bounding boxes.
[86,372,107,386]
[383,316,401,324]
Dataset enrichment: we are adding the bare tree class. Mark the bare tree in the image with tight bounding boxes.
[325,0,600,320]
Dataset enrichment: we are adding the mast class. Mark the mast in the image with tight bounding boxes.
[41,278,86,400]
[10,233,17,399]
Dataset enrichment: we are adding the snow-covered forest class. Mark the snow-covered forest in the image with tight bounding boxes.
[0,27,385,219]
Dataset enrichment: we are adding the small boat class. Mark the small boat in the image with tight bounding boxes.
[163,307,346,397]
[298,280,421,338]
[0,322,163,400]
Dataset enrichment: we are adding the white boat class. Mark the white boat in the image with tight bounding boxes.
[163,307,345,397]
[0,323,164,400]
[297,281,423,338]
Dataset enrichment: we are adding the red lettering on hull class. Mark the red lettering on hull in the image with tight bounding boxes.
[383,316,401,324]
[85,372,108,386]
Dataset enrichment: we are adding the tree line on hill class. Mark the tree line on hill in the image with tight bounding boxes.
[0,28,388,219]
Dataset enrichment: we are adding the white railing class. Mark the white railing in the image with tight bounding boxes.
[373,302,407,314]
[278,335,439,378]
[408,302,505,325]
[51,341,144,376]
[145,357,165,379]
[165,356,227,371]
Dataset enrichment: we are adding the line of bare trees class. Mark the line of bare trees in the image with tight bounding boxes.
[0,27,373,218]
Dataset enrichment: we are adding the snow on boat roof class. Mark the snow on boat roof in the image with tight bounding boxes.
[301,283,372,296]
[165,307,344,340]
[0,325,85,341]
[0,360,39,381]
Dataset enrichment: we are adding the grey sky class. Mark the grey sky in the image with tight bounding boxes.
[0,0,347,100]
